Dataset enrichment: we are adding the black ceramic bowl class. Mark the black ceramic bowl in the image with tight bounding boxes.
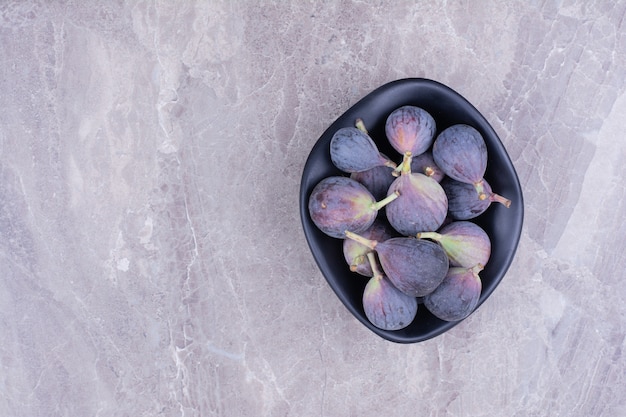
[300,78,524,343]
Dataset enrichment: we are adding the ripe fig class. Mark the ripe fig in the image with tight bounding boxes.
[386,153,448,235]
[362,253,418,331]
[441,177,511,220]
[330,126,396,173]
[350,159,396,201]
[423,265,483,322]
[410,151,445,182]
[385,105,436,160]
[432,124,490,199]
[343,220,396,276]
[308,176,399,238]
[344,230,449,297]
[417,221,491,268]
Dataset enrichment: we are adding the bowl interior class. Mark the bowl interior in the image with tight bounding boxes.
[299,78,524,343]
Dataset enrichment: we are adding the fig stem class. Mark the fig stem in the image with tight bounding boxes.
[344,230,378,250]
[366,252,383,279]
[470,263,484,277]
[350,254,367,272]
[416,231,442,241]
[474,180,487,200]
[490,192,512,208]
[383,159,398,169]
[393,151,413,175]
[355,118,368,134]
[400,151,413,175]
[371,190,400,211]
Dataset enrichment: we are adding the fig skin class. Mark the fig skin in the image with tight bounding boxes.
[344,231,450,298]
[432,124,487,183]
[386,153,448,235]
[441,177,511,220]
[362,253,418,331]
[350,161,396,201]
[410,151,445,182]
[424,265,483,322]
[330,126,396,173]
[417,221,491,268]
[308,176,399,238]
[343,220,397,276]
[385,105,436,158]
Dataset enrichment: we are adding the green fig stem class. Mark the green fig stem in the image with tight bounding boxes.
[366,252,383,279]
[371,190,400,211]
[384,159,398,169]
[355,118,368,134]
[350,254,367,272]
[474,180,487,200]
[393,151,413,175]
[400,151,413,175]
[393,151,413,177]
[344,230,378,250]
[416,231,442,241]
[490,192,512,208]
[470,263,484,277]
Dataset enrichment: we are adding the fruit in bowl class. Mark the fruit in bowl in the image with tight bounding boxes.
[299,78,524,343]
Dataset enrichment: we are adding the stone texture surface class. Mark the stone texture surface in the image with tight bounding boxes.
[1,1,625,416]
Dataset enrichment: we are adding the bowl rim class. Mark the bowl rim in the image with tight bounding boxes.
[299,77,524,343]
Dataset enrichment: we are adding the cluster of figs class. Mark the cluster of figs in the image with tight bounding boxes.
[308,105,512,331]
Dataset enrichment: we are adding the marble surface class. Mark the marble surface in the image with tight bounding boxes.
[1,1,625,416]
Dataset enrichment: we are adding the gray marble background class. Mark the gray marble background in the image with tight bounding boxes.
[1,1,624,416]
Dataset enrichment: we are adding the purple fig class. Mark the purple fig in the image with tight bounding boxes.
[386,153,448,235]
[417,221,491,268]
[330,126,396,173]
[308,176,399,238]
[344,230,449,297]
[350,156,396,201]
[385,105,436,160]
[362,253,418,331]
[410,151,445,182]
[343,220,397,276]
[432,124,492,199]
[441,177,511,220]
[424,265,483,322]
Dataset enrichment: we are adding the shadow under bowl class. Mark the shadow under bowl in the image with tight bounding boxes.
[299,78,524,343]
